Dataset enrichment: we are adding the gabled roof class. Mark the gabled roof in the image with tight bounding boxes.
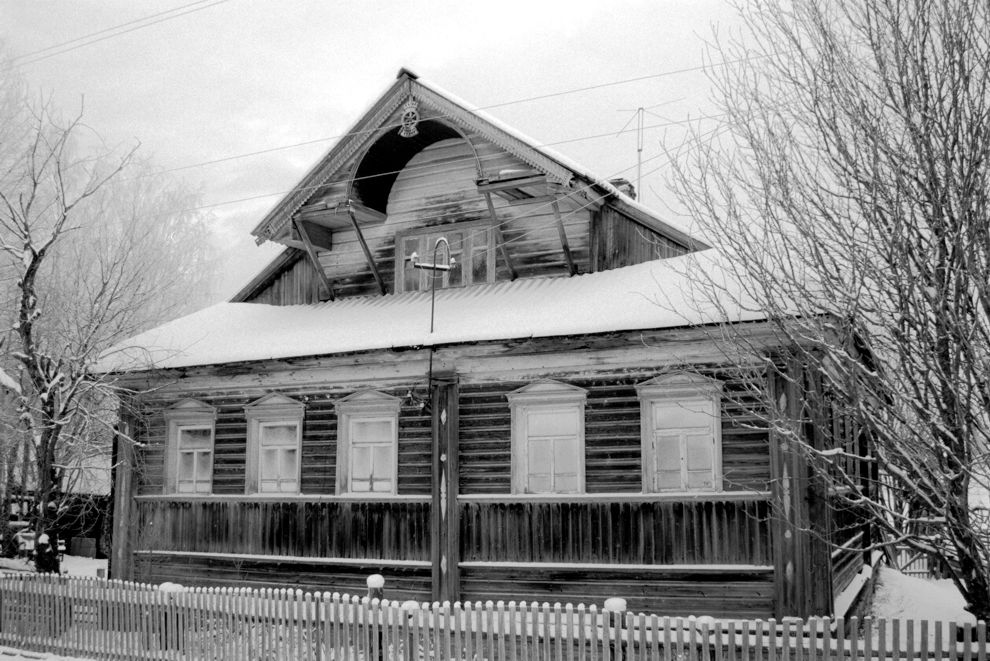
[250,68,706,251]
[97,250,765,373]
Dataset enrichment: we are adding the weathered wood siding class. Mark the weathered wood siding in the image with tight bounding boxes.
[458,498,770,565]
[245,124,595,304]
[134,384,431,497]
[591,205,689,272]
[245,254,324,306]
[457,566,774,619]
[458,370,771,495]
[135,499,431,560]
[132,553,431,602]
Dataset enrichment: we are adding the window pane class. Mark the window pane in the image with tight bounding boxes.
[527,474,553,494]
[373,445,393,481]
[353,419,392,443]
[352,445,372,480]
[178,427,211,449]
[555,473,581,493]
[195,451,211,481]
[281,448,298,480]
[370,478,393,493]
[261,424,296,446]
[178,452,195,479]
[261,449,278,479]
[686,470,714,490]
[402,237,421,292]
[445,232,464,287]
[527,409,577,437]
[685,434,713,471]
[528,438,553,471]
[656,470,683,491]
[554,438,580,476]
[655,433,682,467]
[471,237,489,283]
[653,401,711,429]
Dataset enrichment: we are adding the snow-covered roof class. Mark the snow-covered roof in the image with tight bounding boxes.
[97,250,765,373]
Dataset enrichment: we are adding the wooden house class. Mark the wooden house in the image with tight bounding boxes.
[104,69,868,618]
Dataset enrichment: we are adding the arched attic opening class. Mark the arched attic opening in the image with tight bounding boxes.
[350,119,478,214]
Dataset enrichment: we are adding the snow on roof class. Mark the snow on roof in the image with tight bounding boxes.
[97,250,765,373]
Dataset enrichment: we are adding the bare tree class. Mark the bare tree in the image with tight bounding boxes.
[0,68,217,569]
[672,0,990,619]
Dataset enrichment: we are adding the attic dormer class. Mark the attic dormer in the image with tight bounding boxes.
[235,70,704,305]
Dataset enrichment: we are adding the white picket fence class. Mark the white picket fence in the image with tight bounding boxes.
[1,572,988,660]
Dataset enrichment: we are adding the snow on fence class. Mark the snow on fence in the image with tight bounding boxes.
[0,572,987,661]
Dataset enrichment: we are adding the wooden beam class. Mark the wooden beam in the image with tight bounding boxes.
[110,416,135,580]
[292,216,336,301]
[347,205,388,296]
[294,220,334,250]
[476,173,547,194]
[430,373,460,603]
[551,197,577,276]
[482,191,517,280]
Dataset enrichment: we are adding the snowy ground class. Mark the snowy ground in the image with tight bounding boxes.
[869,566,975,624]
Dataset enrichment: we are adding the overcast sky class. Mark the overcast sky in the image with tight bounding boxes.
[0,0,738,301]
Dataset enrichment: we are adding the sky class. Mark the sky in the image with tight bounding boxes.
[0,0,739,301]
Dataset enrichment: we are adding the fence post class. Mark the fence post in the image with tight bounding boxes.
[401,600,420,661]
[604,597,627,661]
[158,581,185,653]
[367,574,385,661]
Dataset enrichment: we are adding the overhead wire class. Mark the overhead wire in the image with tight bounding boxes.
[11,0,220,62]
[177,112,725,213]
[13,0,232,66]
[138,52,780,178]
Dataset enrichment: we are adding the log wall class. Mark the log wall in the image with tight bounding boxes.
[120,330,825,617]
[458,369,771,495]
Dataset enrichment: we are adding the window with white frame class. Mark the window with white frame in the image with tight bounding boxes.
[636,374,722,492]
[244,394,304,494]
[335,391,401,495]
[395,222,494,293]
[164,399,217,494]
[507,381,587,494]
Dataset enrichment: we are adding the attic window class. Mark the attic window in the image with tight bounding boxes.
[395,221,495,293]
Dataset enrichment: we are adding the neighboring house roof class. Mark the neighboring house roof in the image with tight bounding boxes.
[250,68,707,252]
[97,250,764,373]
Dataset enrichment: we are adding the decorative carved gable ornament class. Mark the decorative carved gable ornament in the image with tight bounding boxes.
[398,98,420,138]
